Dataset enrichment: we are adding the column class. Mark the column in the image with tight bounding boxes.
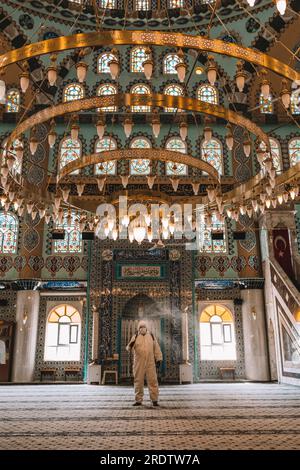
[12,290,40,382]
[241,289,270,381]
[181,308,189,363]
[92,305,99,361]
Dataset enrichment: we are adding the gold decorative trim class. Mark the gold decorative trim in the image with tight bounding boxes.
[8,93,270,149]
[57,148,220,182]
[0,30,299,82]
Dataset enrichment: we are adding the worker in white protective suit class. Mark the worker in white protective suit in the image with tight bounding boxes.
[126,320,163,407]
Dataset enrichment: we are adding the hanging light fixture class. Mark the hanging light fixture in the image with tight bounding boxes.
[121,214,130,227]
[71,118,80,141]
[243,139,251,157]
[133,225,146,244]
[192,182,200,195]
[19,71,30,93]
[62,187,70,203]
[264,157,273,172]
[147,227,153,243]
[143,59,153,80]
[260,69,270,99]
[277,193,284,205]
[121,175,129,188]
[207,187,216,202]
[26,201,34,214]
[256,147,266,164]
[29,129,38,155]
[54,196,61,211]
[76,61,88,83]
[6,155,15,171]
[109,49,119,79]
[207,56,217,86]
[235,61,247,92]
[97,177,106,192]
[96,116,105,139]
[76,183,85,196]
[170,178,179,192]
[179,121,188,141]
[225,125,234,151]
[0,77,6,101]
[175,49,186,83]
[48,121,57,148]
[204,126,212,143]
[276,0,287,15]
[38,207,46,219]
[123,116,133,138]
[18,206,24,217]
[283,191,289,203]
[47,54,57,86]
[280,79,291,108]
[147,175,156,189]
[247,0,256,7]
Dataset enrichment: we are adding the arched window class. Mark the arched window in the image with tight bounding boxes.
[197,84,218,105]
[260,93,273,114]
[44,304,81,361]
[1,138,23,176]
[129,137,151,175]
[164,84,184,112]
[99,0,116,7]
[260,138,282,172]
[288,138,300,167]
[199,212,226,253]
[63,83,84,102]
[59,137,81,174]
[168,0,184,7]
[131,47,151,73]
[131,83,151,112]
[97,83,117,112]
[6,89,20,113]
[135,0,150,10]
[291,93,300,115]
[0,212,18,254]
[199,304,236,360]
[54,210,82,254]
[201,139,223,175]
[165,137,187,176]
[94,137,117,175]
[97,52,118,74]
[163,53,182,74]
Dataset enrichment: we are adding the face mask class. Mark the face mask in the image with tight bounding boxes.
[139,327,147,335]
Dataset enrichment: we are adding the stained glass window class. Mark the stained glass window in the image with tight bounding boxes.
[199,212,226,253]
[0,212,18,254]
[59,137,81,174]
[1,138,23,176]
[6,89,20,113]
[131,47,150,73]
[44,304,81,361]
[95,137,117,175]
[63,83,84,102]
[201,139,223,175]
[168,0,184,7]
[97,52,118,74]
[131,84,151,113]
[163,54,182,74]
[97,83,117,112]
[197,85,218,104]
[199,304,236,360]
[165,137,187,175]
[135,0,150,10]
[288,138,300,167]
[291,93,300,115]
[164,84,184,112]
[260,138,282,172]
[129,137,151,175]
[99,0,116,8]
[54,210,82,254]
[259,93,273,114]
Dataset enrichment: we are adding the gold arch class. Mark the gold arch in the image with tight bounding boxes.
[8,93,270,149]
[0,30,299,83]
[57,148,220,182]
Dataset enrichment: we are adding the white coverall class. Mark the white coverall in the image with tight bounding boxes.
[126,329,163,404]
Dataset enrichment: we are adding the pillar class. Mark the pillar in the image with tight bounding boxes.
[241,289,270,381]
[92,305,99,361]
[12,290,40,382]
[181,308,189,363]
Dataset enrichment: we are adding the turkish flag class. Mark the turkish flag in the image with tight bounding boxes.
[273,228,294,279]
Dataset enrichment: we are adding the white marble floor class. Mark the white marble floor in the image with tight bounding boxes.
[0,383,299,450]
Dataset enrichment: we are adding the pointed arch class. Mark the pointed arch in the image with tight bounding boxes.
[129,136,151,175]
[130,46,151,73]
[94,136,117,175]
[201,138,223,175]
[165,136,187,175]
[197,84,218,104]
[63,83,84,102]
[0,212,18,254]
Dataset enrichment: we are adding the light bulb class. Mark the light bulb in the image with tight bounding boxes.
[277,193,283,205]
[152,120,160,138]
[29,137,38,155]
[47,66,57,86]
[123,119,133,138]
[243,140,251,157]
[147,227,153,243]
[226,132,234,151]
[71,124,79,141]
[121,215,130,227]
[170,178,179,192]
[76,183,85,196]
[207,67,217,86]
[276,0,286,15]
[281,90,290,108]
[0,79,6,100]
[133,226,146,244]
[121,175,129,188]
[48,129,57,148]
[192,182,200,195]
[96,119,105,139]
[261,81,270,99]
[247,0,256,6]
[97,177,106,192]
[147,175,156,189]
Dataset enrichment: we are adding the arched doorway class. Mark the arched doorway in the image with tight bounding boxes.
[120,294,162,381]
